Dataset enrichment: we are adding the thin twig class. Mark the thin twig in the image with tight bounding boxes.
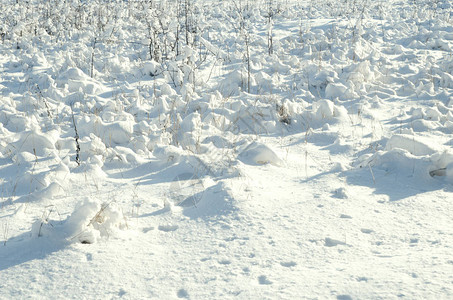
[70,104,81,166]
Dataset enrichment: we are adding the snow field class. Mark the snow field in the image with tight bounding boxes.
[0,0,453,298]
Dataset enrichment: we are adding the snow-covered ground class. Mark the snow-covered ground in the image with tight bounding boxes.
[1,0,453,298]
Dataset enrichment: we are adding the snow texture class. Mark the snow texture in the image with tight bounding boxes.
[1,0,453,298]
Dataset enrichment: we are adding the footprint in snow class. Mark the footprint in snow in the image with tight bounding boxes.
[337,295,353,300]
[357,277,368,282]
[325,237,348,247]
[258,275,272,285]
[118,289,127,297]
[177,289,189,298]
[142,227,154,233]
[218,259,231,265]
[280,261,297,268]
[340,214,352,219]
[158,225,179,232]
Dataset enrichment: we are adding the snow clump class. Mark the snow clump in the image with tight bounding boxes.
[31,199,127,244]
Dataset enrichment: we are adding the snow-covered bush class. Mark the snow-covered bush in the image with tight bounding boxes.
[32,199,127,244]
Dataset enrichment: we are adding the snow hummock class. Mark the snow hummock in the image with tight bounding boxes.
[239,141,283,166]
[31,199,127,244]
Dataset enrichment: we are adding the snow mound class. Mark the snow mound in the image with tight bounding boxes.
[313,99,348,121]
[325,82,348,100]
[239,142,283,166]
[56,67,104,94]
[31,199,127,244]
[298,99,349,128]
[385,134,439,156]
[357,134,453,183]
[77,116,133,147]
[6,129,58,157]
[142,61,162,77]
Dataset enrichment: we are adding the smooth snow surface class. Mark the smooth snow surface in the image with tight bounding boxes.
[1,0,453,298]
